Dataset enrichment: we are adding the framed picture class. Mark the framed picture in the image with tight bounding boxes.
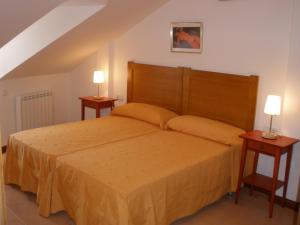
[171,22,203,53]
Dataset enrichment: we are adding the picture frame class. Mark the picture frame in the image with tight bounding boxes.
[170,22,203,53]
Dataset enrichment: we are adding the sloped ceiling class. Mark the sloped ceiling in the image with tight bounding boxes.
[3,0,170,79]
[0,0,65,47]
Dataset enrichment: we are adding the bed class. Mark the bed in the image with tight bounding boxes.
[4,62,183,216]
[5,61,258,224]
[51,62,257,224]
[50,121,246,225]
[4,112,177,215]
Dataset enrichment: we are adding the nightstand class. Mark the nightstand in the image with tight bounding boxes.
[79,96,117,120]
[235,130,298,218]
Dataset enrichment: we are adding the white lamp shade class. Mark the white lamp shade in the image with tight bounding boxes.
[264,95,281,116]
[93,71,105,84]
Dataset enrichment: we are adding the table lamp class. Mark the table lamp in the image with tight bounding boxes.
[262,95,281,139]
[93,71,104,99]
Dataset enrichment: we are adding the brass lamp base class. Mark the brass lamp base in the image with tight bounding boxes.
[262,131,278,140]
[93,96,104,100]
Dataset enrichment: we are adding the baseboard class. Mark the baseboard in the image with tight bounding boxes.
[244,185,299,211]
[2,145,6,154]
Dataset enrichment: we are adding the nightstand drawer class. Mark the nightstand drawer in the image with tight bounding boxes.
[99,101,114,108]
[83,100,98,108]
[247,140,262,151]
[247,140,279,155]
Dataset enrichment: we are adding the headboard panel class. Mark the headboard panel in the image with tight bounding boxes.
[182,68,258,131]
[127,62,258,131]
[127,62,183,114]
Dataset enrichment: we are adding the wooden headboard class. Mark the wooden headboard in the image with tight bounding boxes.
[182,68,258,131]
[127,62,258,131]
[127,62,183,114]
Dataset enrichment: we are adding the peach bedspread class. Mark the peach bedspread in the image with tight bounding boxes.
[4,116,159,216]
[51,131,245,225]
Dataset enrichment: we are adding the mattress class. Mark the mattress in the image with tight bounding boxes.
[51,130,244,225]
[4,115,159,216]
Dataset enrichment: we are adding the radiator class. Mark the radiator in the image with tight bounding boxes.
[15,90,54,131]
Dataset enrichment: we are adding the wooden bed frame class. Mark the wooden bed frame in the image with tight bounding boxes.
[127,62,183,114]
[127,61,258,131]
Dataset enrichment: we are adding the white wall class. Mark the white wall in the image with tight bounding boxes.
[282,0,300,201]
[111,0,299,200]
[113,0,292,130]
[67,43,113,121]
[0,73,70,143]
[0,43,113,145]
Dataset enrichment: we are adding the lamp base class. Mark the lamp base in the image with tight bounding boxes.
[262,131,278,140]
[93,96,104,100]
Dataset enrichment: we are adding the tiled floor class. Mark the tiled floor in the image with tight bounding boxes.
[6,185,75,225]
[5,185,297,225]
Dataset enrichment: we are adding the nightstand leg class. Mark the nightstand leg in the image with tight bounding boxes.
[282,148,292,207]
[81,103,85,120]
[270,153,280,218]
[235,140,248,204]
[250,151,259,196]
[96,106,101,118]
[111,101,115,111]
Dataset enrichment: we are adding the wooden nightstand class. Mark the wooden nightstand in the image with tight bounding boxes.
[79,96,117,120]
[235,130,298,218]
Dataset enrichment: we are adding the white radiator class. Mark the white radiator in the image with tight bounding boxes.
[15,90,54,131]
